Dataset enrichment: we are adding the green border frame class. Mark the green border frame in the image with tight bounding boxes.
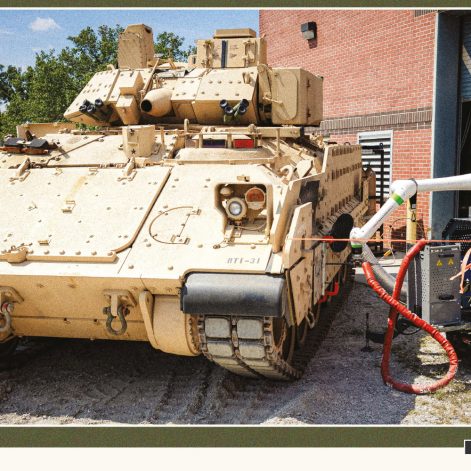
[1,1,471,447]
[0,1,470,7]
[0,427,469,447]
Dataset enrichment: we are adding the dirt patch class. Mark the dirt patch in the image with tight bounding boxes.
[1,275,470,424]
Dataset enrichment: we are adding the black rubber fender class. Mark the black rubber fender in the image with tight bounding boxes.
[181,273,286,317]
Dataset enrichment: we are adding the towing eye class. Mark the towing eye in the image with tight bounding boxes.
[0,302,13,334]
[103,304,129,336]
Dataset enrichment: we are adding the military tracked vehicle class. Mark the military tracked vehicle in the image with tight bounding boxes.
[0,24,374,379]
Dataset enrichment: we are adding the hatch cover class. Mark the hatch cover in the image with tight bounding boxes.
[0,166,170,262]
[149,206,200,244]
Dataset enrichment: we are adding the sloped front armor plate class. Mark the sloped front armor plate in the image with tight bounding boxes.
[45,134,129,167]
[0,166,170,262]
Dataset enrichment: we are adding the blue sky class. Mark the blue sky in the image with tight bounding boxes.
[0,9,259,69]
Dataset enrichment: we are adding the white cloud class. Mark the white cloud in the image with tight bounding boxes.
[29,17,61,32]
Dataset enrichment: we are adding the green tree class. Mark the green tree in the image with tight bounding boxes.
[0,65,33,136]
[0,24,194,137]
[155,31,195,61]
[0,64,30,104]
[0,24,124,136]
[59,25,124,87]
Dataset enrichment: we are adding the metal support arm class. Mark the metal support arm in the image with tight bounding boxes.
[350,173,471,248]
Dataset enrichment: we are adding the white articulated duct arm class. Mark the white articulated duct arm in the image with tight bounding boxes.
[415,173,471,192]
[350,173,471,249]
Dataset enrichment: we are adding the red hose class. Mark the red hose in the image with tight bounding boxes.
[362,239,459,394]
[319,280,340,304]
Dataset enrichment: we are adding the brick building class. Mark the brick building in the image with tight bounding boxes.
[260,10,470,240]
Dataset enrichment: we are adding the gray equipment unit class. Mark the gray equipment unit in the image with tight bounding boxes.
[408,244,462,326]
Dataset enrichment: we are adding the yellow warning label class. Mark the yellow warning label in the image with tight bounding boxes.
[437,259,443,267]
[448,258,454,266]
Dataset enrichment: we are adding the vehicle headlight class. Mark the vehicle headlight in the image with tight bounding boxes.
[229,201,243,216]
[225,197,247,220]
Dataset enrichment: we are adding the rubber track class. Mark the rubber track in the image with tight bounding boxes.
[198,268,354,381]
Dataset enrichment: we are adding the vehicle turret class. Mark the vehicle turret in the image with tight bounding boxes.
[64,25,323,127]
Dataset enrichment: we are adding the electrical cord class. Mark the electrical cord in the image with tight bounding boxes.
[363,239,459,394]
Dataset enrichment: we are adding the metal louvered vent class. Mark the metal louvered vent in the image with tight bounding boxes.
[461,16,471,101]
[358,130,392,198]
[414,10,435,18]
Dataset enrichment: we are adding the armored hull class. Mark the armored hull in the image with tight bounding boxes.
[0,25,374,379]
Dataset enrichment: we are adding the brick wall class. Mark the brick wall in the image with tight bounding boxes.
[327,129,431,246]
[260,10,436,119]
[260,10,437,244]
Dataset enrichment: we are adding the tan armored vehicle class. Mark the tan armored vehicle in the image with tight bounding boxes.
[0,25,374,379]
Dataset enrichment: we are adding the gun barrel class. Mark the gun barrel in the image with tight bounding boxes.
[140,88,173,118]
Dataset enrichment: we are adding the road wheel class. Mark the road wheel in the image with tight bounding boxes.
[270,315,296,364]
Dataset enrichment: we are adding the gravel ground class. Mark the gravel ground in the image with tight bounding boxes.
[0,271,470,425]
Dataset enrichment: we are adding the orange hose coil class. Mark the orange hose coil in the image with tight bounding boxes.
[362,239,459,394]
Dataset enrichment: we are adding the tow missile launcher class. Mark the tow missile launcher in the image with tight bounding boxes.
[0,25,375,379]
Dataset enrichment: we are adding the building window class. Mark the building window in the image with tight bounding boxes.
[358,130,393,199]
